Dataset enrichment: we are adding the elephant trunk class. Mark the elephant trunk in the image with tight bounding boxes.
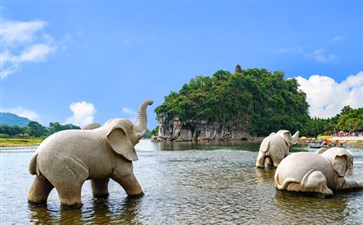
[291,131,300,144]
[134,100,154,138]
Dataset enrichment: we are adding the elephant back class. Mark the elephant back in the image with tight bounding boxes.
[259,137,270,153]
[276,152,336,189]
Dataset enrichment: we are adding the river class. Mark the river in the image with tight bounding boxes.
[1,140,363,224]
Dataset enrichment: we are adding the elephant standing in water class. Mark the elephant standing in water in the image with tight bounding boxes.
[28,100,153,209]
[274,147,363,197]
[256,130,299,168]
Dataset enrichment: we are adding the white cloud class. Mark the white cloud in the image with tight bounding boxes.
[122,107,137,123]
[19,43,56,62]
[2,107,40,122]
[276,47,303,54]
[331,36,344,43]
[1,20,46,46]
[66,101,96,127]
[305,49,337,63]
[0,19,57,79]
[296,72,363,118]
[122,107,135,115]
[277,47,337,63]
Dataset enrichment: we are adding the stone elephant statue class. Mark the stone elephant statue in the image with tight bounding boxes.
[274,147,363,197]
[28,100,153,209]
[256,130,299,168]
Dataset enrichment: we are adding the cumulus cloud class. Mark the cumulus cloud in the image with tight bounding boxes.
[0,19,57,79]
[66,101,96,127]
[296,72,363,118]
[3,107,40,122]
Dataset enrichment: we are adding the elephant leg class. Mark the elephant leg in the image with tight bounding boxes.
[301,170,333,196]
[256,152,266,168]
[265,157,273,168]
[337,178,363,190]
[91,177,110,198]
[28,175,54,205]
[55,182,84,209]
[270,152,286,168]
[271,157,281,168]
[111,172,144,197]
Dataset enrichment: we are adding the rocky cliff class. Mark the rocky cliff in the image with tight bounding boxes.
[157,113,252,142]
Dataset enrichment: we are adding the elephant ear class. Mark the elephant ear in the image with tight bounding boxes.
[279,131,292,146]
[107,125,138,161]
[334,154,347,177]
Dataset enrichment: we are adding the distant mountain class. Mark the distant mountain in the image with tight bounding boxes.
[0,112,32,126]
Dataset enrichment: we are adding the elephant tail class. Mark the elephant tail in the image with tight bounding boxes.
[29,152,39,175]
[275,173,299,190]
[260,138,270,153]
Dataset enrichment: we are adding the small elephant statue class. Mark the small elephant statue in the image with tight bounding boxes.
[256,130,299,168]
[28,100,153,209]
[274,147,363,197]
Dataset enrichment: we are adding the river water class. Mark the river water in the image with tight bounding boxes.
[1,140,363,224]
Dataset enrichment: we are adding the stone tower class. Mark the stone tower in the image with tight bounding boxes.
[235,64,242,74]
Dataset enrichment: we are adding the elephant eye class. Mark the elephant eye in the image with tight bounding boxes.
[130,124,134,130]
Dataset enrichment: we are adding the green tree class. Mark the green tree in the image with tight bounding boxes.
[49,122,80,134]
[0,125,28,136]
[28,121,49,137]
[155,67,310,136]
[336,107,363,131]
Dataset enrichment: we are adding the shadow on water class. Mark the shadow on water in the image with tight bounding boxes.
[255,167,276,184]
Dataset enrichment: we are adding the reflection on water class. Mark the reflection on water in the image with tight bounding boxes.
[28,196,144,224]
[1,140,363,224]
[137,139,261,152]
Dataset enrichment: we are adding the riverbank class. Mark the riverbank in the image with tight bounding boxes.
[0,138,44,147]
[1,136,361,148]
[301,136,363,147]
[331,136,363,146]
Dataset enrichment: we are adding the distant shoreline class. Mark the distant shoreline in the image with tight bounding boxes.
[0,138,44,147]
[1,136,361,148]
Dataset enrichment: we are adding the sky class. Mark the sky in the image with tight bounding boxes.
[1,0,362,130]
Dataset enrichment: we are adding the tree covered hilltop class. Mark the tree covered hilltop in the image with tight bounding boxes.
[154,66,362,141]
[155,66,310,141]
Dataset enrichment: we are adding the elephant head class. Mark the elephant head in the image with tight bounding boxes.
[317,147,354,177]
[276,130,300,147]
[106,100,153,161]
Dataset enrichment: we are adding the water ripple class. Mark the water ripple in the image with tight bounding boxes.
[1,141,363,224]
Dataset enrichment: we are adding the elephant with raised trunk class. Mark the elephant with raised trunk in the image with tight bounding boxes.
[28,100,153,209]
[256,130,299,168]
[274,147,363,197]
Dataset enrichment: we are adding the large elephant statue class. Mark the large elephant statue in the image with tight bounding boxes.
[28,100,153,209]
[256,130,299,168]
[274,147,363,197]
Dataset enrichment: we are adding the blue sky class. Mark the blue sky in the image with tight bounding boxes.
[1,1,362,130]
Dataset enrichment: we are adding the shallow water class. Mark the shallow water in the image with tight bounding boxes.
[1,141,363,224]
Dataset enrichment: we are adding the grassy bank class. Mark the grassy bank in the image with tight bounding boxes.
[0,138,44,147]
